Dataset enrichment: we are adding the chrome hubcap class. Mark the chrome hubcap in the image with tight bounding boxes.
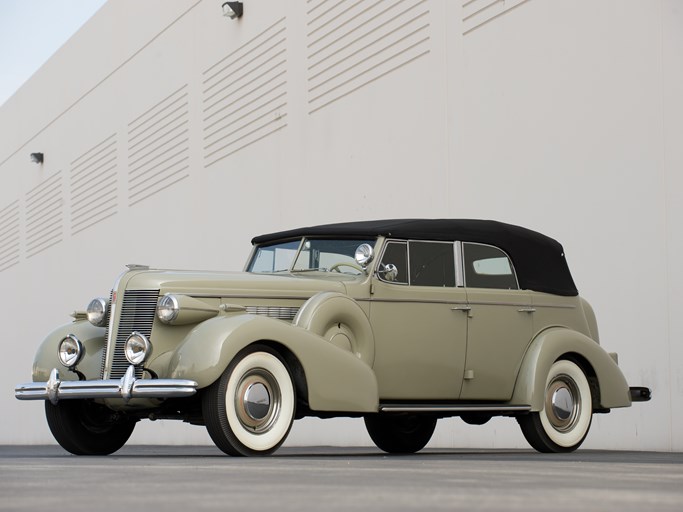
[551,387,573,421]
[235,369,280,434]
[545,375,580,432]
[244,382,270,420]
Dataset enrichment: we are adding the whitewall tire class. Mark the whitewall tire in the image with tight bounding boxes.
[203,345,296,456]
[518,359,593,453]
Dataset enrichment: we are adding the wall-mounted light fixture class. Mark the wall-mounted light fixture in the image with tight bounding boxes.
[222,1,243,19]
[30,152,44,164]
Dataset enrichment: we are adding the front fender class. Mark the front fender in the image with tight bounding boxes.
[32,320,106,382]
[168,313,378,413]
[511,327,631,410]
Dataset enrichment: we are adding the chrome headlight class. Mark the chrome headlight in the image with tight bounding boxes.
[157,294,179,324]
[354,243,374,268]
[58,334,84,368]
[86,297,109,327]
[125,332,152,365]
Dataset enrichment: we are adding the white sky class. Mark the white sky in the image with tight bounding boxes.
[0,0,107,107]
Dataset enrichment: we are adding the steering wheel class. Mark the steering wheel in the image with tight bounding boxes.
[329,262,363,273]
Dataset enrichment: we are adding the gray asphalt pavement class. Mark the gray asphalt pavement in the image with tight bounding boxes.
[1,446,682,511]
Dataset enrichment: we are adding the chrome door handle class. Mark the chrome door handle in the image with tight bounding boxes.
[518,307,536,313]
[451,306,472,312]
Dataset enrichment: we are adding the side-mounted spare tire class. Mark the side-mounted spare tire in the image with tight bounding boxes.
[294,291,375,366]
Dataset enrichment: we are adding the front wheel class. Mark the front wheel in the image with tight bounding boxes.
[365,414,437,454]
[45,400,136,455]
[517,359,593,453]
[203,345,296,456]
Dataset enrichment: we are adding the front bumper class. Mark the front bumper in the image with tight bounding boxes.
[15,365,198,404]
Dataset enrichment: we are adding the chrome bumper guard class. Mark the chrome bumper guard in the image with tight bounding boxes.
[15,366,198,405]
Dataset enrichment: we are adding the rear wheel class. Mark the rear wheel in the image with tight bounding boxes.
[45,400,135,455]
[203,345,296,456]
[517,359,593,453]
[365,414,436,454]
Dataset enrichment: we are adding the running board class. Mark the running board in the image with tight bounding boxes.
[379,404,532,413]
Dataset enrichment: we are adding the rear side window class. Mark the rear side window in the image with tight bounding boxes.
[463,243,518,290]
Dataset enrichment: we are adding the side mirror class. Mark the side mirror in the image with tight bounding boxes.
[378,263,398,282]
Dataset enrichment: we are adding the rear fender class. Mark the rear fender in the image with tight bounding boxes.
[511,327,631,410]
[167,313,378,413]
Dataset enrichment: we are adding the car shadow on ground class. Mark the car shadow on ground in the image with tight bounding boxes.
[2,445,681,465]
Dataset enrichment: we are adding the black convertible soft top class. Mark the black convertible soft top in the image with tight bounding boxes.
[252,219,578,296]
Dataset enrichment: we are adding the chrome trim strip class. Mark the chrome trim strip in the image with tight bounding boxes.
[243,245,258,272]
[455,241,464,287]
[359,297,574,309]
[15,366,198,404]
[101,290,115,378]
[467,300,532,308]
[379,404,532,413]
[290,237,306,271]
[356,298,469,306]
[173,294,311,301]
[358,298,532,308]
[532,303,577,310]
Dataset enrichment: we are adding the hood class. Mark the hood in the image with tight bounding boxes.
[122,268,356,299]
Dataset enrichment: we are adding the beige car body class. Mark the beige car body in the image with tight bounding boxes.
[18,219,647,455]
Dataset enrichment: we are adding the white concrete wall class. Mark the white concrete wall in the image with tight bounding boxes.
[1,0,680,450]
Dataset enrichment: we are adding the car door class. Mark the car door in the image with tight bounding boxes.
[458,242,534,401]
[369,240,468,400]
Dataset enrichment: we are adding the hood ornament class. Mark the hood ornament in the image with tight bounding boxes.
[126,264,149,271]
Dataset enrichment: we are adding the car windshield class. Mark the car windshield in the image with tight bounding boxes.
[248,238,375,274]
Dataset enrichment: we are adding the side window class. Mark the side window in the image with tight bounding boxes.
[409,241,455,287]
[378,241,408,284]
[463,243,518,290]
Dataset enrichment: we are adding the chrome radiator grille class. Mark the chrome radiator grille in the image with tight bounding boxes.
[102,289,159,379]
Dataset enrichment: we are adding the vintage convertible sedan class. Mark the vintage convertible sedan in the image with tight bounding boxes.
[15,219,650,456]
